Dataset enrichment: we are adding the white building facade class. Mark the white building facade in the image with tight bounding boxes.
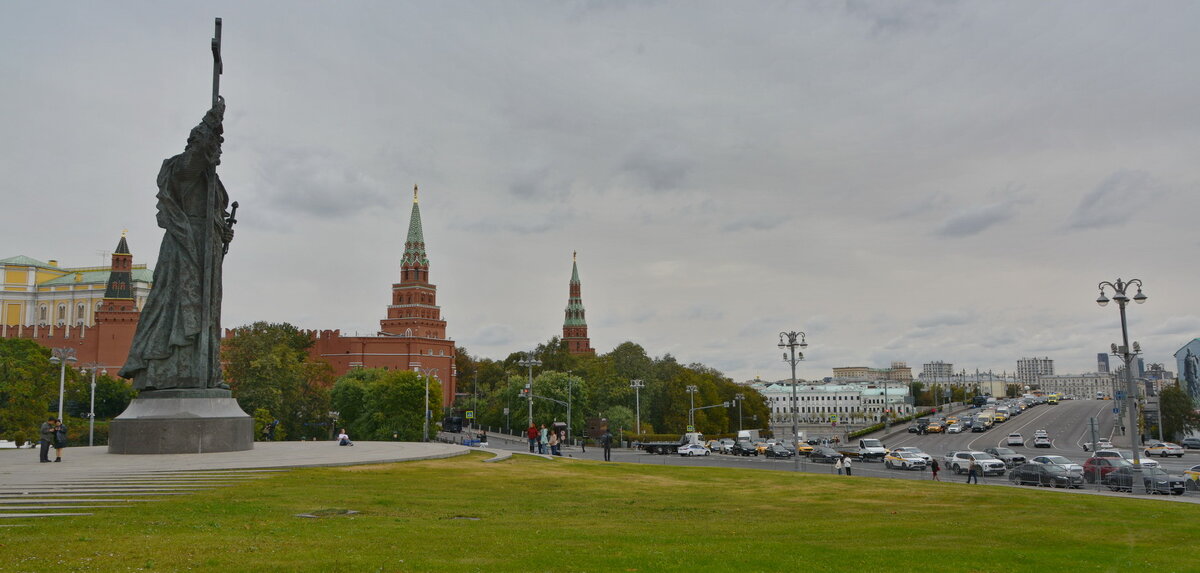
[752,381,915,425]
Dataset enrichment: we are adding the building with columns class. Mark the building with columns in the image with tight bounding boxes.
[0,234,147,371]
[296,186,458,407]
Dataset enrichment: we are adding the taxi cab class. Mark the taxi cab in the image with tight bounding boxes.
[925,421,944,433]
[1184,464,1200,490]
[795,442,814,456]
[884,450,927,470]
[993,412,1008,423]
[1144,442,1186,458]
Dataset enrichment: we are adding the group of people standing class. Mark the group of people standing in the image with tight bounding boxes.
[834,455,853,476]
[525,423,566,456]
[38,417,68,463]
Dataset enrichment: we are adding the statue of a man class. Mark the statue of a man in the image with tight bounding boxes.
[119,98,235,391]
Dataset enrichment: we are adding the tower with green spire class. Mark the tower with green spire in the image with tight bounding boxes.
[381,185,446,341]
[562,251,595,355]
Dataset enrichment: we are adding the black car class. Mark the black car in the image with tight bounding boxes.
[731,442,758,457]
[1008,463,1083,488]
[1182,437,1200,449]
[1102,467,1186,495]
[985,447,1027,468]
[809,446,841,463]
[764,444,794,458]
[971,423,988,433]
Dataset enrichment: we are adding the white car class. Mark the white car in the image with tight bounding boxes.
[892,447,933,463]
[1033,436,1052,448]
[1031,455,1084,476]
[1006,433,1024,446]
[1083,439,1113,452]
[1094,449,1158,468]
[677,444,710,457]
[946,424,963,434]
[1144,442,1186,458]
[1034,429,1049,438]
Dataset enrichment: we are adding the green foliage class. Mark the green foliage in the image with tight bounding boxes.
[64,372,136,419]
[331,368,441,441]
[1159,382,1200,440]
[223,322,334,441]
[0,339,58,444]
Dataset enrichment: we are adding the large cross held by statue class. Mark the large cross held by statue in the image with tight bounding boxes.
[211,18,222,105]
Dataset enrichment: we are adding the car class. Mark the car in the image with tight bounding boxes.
[884,450,927,470]
[714,438,736,454]
[731,442,758,457]
[1006,433,1024,446]
[678,444,710,457]
[985,447,1027,468]
[971,422,988,433]
[944,451,1007,476]
[754,442,770,455]
[1183,464,1200,491]
[1144,442,1185,458]
[1009,463,1084,488]
[1034,429,1048,438]
[809,446,842,463]
[764,444,794,458]
[1083,439,1113,452]
[1083,457,1132,483]
[1030,455,1084,476]
[925,422,944,433]
[1033,436,1052,448]
[794,442,814,456]
[1102,466,1186,495]
[1094,449,1158,468]
[1181,437,1200,449]
[946,423,963,434]
[892,447,933,463]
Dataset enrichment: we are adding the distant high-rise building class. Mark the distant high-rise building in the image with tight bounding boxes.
[1096,353,1110,373]
[921,361,954,380]
[1017,357,1054,387]
[1136,357,1145,378]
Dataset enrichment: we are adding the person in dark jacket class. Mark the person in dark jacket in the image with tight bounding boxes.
[601,429,613,462]
[52,419,68,462]
[39,417,55,463]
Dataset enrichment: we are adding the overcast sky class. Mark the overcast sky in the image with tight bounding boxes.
[4,2,1199,382]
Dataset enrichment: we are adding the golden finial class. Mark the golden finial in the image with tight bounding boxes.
[573,250,577,262]
[413,184,419,204]
[122,228,128,238]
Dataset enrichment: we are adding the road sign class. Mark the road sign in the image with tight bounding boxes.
[1113,408,1120,414]
[686,425,695,432]
[465,411,475,419]
[503,407,510,415]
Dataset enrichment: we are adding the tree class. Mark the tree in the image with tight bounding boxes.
[64,372,136,419]
[223,322,334,441]
[0,339,59,445]
[331,368,440,441]
[1159,383,1200,440]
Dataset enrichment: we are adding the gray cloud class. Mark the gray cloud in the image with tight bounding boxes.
[934,196,1028,238]
[472,324,516,347]
[914,310,975,329]
[1066,170,1163,231]
[250,147,394,220]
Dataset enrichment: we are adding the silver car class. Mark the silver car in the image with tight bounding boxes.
[1031,455,1084,476]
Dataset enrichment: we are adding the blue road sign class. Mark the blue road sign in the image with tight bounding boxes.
[1113,408,1120,414]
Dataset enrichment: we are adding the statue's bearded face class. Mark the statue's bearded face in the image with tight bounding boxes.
[187,127,223,166]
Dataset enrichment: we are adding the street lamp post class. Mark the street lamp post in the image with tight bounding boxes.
[1097,277,1148,493]
[48,347,77,421]
[630,379,645,434]
[79,362,105,447]
[734,393,745,432]
[410,363,439,442]
[518,353,541,426]
[565,370,574,445]
[779,331,808,471]
[686,385,698,428]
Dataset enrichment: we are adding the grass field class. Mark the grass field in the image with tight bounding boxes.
[2,451,1196,572]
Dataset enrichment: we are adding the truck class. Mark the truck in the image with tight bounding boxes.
[638,432,705,455]
[736,429,762,443]
[857,438,888,462]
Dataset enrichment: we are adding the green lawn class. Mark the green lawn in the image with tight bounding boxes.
[2,452,1196,572]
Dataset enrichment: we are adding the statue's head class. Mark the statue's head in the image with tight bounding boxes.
[186,101,225,166]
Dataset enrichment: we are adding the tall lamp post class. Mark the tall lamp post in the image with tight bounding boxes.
[779,331,807,471]
[734,393,745,432]
[79,362,106,446]
[631,379,645,434]
[48,347,77,421]
[1097,277,1148,493]
[518,353,541,426]
[685,385,698,428]
[410,363,439,442]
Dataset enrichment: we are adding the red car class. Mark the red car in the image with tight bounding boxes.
[1083,456,1132,483]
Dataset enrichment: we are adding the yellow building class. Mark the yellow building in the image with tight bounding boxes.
[1,238,153,328]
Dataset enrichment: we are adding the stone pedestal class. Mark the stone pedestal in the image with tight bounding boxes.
[109,389,254,454]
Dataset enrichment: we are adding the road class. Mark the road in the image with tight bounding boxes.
[468,400,1198,499]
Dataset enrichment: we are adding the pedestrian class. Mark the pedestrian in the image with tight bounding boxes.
[548,429,560,456]
[38,417,55,463]
[538,424,549,455]
[967,460,979,484]
[337,428,353,446]
[52,419,67,462]
[526,423,538,453]
[835,456,844,475]
[601,428,613,462]
[843,455,853,476]
[930,458,941,481]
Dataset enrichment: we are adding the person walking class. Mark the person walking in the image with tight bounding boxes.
[601,429,613,462]
[538,424,549,455]
[835,456,844,475]
[930,458,941,481]
[38,417,55,463]
[52,419,67,462]
[967,459,980,484]
[526,423,538,453]
[548,429,560,456]
[843,455,853,476]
